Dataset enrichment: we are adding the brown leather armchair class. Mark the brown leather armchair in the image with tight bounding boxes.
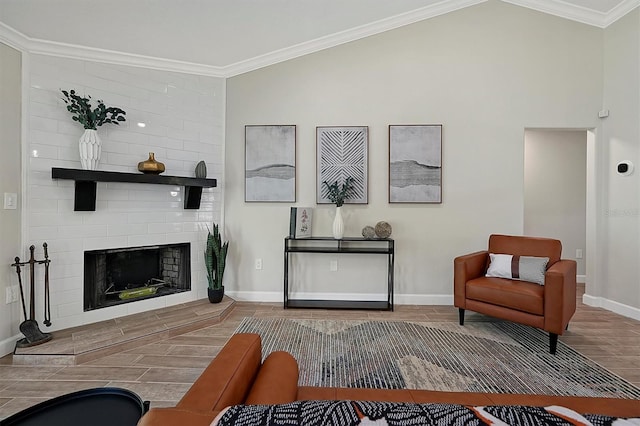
[454,234,577,354]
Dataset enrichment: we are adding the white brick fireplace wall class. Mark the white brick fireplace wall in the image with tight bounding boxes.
[24,54,225,330]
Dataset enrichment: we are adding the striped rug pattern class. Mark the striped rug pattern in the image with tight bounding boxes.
[235,318,640,399]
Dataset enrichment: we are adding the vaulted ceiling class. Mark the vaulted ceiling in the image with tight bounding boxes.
[0,0,637,76]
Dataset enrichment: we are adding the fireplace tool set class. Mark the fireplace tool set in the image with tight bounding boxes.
[10,243,53,348]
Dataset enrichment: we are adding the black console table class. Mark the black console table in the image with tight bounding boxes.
[283,237,394,311]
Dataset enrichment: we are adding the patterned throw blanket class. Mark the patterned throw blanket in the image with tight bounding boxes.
[212,400,640,426]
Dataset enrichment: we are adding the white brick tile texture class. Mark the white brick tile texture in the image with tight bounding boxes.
[27,54,224,330]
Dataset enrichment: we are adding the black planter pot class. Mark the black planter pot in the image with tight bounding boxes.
[207,286,224,303]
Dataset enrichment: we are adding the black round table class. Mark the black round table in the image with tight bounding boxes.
[0,387,149,426]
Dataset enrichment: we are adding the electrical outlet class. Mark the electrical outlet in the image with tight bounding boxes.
[255,258,262,270]
[329,260,338,271]
[576,249,583,259]
[5,287,12,304]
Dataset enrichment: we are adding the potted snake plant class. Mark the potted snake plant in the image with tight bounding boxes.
[205,223,229,303]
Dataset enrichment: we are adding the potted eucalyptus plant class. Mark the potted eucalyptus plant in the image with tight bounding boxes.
[205,223,229,303]
[322,176,354,239]
[61,89,126,170]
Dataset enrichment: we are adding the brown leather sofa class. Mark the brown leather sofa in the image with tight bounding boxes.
[137,333,640,426]
[454,234,577,354]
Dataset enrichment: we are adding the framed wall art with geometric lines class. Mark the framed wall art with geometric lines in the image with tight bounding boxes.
[316,126,368,204]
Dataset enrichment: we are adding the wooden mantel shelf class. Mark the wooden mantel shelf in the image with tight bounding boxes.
[51,167,217,211]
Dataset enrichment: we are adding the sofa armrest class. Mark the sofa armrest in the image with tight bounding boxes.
[454,250,488,308]
[176,333,262,413]
[245,351,299,404]
[137,407,217,426]
[544,259,577,334]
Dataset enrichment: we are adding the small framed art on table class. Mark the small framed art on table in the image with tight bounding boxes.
[289,207,312,238]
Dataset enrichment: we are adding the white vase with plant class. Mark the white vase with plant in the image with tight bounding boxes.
[322,177,354,240]
[333,206,344,239]
[61,89,127,170]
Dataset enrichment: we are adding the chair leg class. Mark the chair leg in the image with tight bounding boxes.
[549,333,558,355]
[458,308,465,326]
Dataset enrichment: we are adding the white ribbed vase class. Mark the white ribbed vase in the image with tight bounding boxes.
[79,129,102,170]
[332,206,344,239]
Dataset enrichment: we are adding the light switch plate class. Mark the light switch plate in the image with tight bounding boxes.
[3,193,17,210]
[5,286,19,304]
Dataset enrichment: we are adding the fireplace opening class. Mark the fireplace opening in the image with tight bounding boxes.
[84,243,191,311]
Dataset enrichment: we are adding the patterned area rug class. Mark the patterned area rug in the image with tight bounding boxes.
[235,318,640,399]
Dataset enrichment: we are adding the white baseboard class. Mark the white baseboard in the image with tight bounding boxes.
[226,291,453,306]
[583,294,640,321]
[394,294,454,305]
[229,290,640,322]
[227,291,282,303]
[0,334,20,357]
[577,274,586,284]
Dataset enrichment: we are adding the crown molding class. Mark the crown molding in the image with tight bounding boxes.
[0,21,226,78]
[603,0,640,26]
[2,0,639,78]
[501,0,640,28]
[29,39,227,78]
[500,0,608,27]
[1,0,489,78]
[223,0,488,77]
[0,21,29,51]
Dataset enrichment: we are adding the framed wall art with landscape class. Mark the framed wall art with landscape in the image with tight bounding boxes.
[389,124,442,203]
[245,125,296,202]
[316,126,368,204]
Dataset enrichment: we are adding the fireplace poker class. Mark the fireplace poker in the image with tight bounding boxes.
[12,257,28,321]
[28,245,36,320]
[43,242,51,327]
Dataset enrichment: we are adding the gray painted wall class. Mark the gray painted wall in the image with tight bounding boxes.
[600,8,640,309]
[0,42,22,353]
[225,1,605,304]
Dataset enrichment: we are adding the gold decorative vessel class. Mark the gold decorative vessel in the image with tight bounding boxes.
[138,152,165,174]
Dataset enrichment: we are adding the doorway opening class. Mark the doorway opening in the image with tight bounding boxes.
[524,129,591,285]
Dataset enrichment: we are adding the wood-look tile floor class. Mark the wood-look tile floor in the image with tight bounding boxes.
[0,285,639,420]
